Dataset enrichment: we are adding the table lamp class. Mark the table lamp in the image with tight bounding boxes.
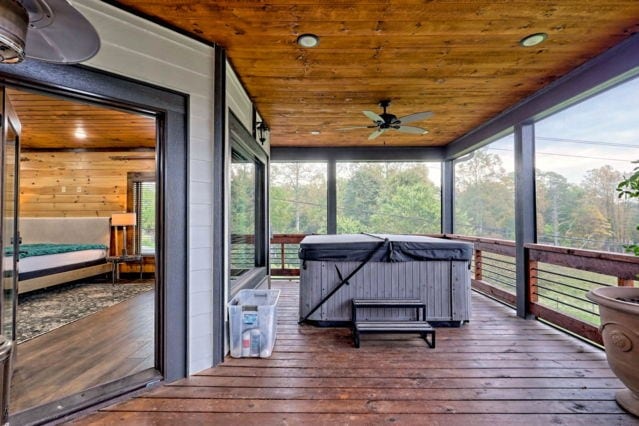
[111,212,136,256]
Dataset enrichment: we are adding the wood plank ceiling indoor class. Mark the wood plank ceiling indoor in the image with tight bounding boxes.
[6,88,156,150]
[117,1,639,147]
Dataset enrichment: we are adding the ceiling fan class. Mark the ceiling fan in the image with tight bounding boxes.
[0,0,100,64]
[339,100,433,140]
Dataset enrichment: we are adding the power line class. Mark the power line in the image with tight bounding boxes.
[486,147,631,163]
[536,136,639,149]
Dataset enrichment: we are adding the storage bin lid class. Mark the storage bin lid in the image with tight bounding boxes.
[298,234,473,262]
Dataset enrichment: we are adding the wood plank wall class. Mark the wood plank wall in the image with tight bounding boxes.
[20,151,155,217]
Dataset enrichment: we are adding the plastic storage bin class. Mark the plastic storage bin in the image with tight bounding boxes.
[229,289,280,358]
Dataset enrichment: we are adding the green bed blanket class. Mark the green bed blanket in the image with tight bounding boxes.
[5,243,107,259]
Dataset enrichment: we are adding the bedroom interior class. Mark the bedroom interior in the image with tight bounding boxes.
[3,86,158,413]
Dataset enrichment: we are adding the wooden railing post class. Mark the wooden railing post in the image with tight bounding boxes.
[618,277,635,287]
[528,260,538,302]
[280,243,286,270]
[474,249,482,281]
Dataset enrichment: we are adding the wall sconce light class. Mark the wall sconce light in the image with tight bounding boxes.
[256,121,269,145]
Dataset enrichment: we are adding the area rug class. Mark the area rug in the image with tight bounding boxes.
[16,281,154,343]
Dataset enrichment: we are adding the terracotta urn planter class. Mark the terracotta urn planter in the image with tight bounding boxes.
[587,286,639,417]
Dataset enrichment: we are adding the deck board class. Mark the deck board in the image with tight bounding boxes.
[70,280,639,425]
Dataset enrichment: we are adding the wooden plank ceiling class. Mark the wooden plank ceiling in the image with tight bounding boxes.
[114,0,639,147]
[6,88,156,150]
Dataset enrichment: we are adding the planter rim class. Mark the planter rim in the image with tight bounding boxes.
[586,286,639,314]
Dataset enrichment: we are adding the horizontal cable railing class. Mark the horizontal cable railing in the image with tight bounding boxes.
[446,234,517,307]
[525,243,638,345]
[260,232,639,345]
[269,234,306,276]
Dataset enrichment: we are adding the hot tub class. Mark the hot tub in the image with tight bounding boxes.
[298,234,473,326]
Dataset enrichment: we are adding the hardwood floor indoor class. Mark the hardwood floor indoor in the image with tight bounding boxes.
[11,287,155,414]
[71,280,638,425]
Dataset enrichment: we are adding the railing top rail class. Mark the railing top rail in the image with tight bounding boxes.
[525,242,639,265]
[270,234,306,244]
[444,234,516,247]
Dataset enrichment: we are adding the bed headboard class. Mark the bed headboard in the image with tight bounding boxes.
[19,217,111,246]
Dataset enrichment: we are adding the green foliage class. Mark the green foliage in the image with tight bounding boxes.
[337,163,441,234]
[617,161,639,255]
[455,151,515,239]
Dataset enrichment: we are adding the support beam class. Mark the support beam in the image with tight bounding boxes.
[327,159,337,234]
[514,122,536,318]
[212,47,227,366]
[272,146,444,162]
[441,160,454,234]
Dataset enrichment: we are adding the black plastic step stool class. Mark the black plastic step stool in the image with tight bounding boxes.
[351,298,435,348]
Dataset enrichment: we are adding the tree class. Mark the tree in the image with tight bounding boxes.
[338,164,383,232]
[617,162,639,255]
[371,164,440,233]
[455,151,514,239]
[582,165,632,250]
[536,171,579,246]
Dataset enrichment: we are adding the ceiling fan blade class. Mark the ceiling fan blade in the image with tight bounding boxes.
[23,0,101,63]
[396,125,428,135]
[368,129,385,140]
[397,111,433,125]
[337,126,371,131]
[363,110,384,123]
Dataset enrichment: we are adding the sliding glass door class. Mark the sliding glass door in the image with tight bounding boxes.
[1,89,20,343]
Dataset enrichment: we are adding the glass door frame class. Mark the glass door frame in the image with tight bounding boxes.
[1,89,21,343]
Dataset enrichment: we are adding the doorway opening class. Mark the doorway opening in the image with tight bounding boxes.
[3,87,159,414]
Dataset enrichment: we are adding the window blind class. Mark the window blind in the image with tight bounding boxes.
[133,181,156,254]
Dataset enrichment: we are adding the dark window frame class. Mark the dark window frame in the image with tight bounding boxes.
[228,112,268,298]
[127,171,157,256]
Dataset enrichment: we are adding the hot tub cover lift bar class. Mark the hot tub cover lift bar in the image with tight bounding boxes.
[298,236,390,324]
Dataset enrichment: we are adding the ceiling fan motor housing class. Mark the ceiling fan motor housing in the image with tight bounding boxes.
[0,0,29,63]
[379,113,399,128]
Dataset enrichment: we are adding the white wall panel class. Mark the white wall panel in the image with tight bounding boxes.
[75,0,216,374]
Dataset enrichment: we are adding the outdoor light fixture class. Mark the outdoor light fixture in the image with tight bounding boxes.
[310,131,321,135]
[256,121,269,145]
[519,32,548,47]
[297,33,319,48]
[0,0,28,63]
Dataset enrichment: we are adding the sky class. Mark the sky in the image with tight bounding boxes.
[483,74,639,184]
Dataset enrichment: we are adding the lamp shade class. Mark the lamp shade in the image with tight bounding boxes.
[111,213,136,227]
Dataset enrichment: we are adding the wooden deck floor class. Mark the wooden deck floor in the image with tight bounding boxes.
[12,289,155,414]
[72,280,639,425]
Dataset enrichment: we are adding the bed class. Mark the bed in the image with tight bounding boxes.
[11,217,112,293]
[298,234,474,326]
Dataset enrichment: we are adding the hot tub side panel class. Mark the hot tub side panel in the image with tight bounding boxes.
[299,260,471,323]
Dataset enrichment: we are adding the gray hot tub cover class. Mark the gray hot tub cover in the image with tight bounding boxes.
[298,234,473,262]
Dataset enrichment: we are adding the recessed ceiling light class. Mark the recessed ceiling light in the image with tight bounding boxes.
[519,32,548,47]
[310,130,321,135]
[74,129,87,139]
[297,33,319,48]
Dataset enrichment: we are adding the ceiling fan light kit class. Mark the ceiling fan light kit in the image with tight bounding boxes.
[0,0,100,64]
[340,99,433,140]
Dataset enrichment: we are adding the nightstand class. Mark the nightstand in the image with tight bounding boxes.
[106,255,143,283]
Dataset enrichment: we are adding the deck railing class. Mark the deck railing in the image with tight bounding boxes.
[445,234,638,345]
[269,234,305,276]
[266,232,639,346]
